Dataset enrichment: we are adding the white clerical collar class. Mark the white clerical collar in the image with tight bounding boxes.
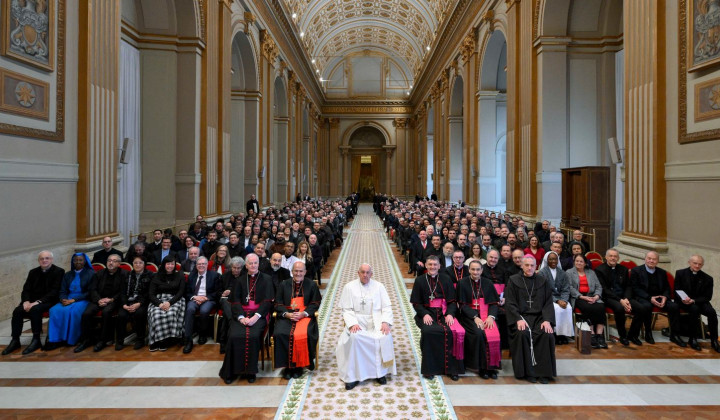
[645,265,656,274]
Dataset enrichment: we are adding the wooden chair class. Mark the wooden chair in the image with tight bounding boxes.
[269,312,319,370]
[590,259,603,270]
[145,263,158,273]
[92,263,105,272]
[118,262,133,272]
[619,260,637,270]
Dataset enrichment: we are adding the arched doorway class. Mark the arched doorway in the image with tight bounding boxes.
[426,103,435,196]
[230,30,259,212]
[478,29,507,210]
[272,77,289,204]
[347,126,386,201]
[536,0,623,237]
[449,77,464,202]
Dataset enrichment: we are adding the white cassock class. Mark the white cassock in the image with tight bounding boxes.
[336,279,397,383]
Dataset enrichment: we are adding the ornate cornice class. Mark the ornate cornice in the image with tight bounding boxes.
[260,29,279,63]
[460,30,477,63]
[198,0,207,44]
[323,105,413,115]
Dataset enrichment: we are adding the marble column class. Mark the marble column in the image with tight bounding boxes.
[616,0,668,261]
[383,145,396,195]
[328,118,341,196]
[393,118,408,196]
[76,0,120,244]
[339,145,351,196]
[258,30,278,205]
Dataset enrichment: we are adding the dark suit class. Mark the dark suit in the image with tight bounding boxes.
[10,264,64,339]
[152,249,178,265]
[410,240,429,273]
[184,270,220,339]
[630,265,680,334]
[675,268,717,340]
[182,258,198,273]
[595,263,639,339]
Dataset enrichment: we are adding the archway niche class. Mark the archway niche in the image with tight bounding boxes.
[348,126,387,201]
[272,77,289,204]
[230,30,259,212]
[536,0,623,237]
[449,77,464,202]
[426,104,435,196]
[478,29,507,211]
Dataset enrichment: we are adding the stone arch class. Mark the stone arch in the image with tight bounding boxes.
[229,29,260,212]
[344,124,389,199]
[341,121,390,146]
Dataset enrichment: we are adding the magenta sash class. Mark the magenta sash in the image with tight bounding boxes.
[242,300,269,322]
[494,284,505,295]
[429,298,465,360]
[473,298,501,368]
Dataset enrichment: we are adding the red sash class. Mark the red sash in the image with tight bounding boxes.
[472,298,501,368]
[290,296,311,367]
[429,298,465,360]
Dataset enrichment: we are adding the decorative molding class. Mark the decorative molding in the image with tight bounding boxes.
[678,0,720,144]
[0,159,78,183]
[393,118,409,128]
[243,11,255,34]
[460,31,477,63]
[175,172,202,184]
[322,105,413,114]
[0,0,65,141]
[260,29,279,63]
[665,159,720,181]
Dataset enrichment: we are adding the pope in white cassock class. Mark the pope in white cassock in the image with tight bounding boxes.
[336,263,396,390]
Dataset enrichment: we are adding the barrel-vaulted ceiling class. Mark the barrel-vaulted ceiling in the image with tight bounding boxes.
[282,0,459,89]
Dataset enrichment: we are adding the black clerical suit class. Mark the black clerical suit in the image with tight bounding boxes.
[10,264,64,340]
[596,262,640,340]
[410,273,464,376]
[630,265,680,337]
[457,276,500,371]
[505,273,556,379]
[444,265,467,286]
[82,268,126,344]
[219,271,274,379]
[273,278,322,369]
[91,248,124,266]
[674,267,717,340]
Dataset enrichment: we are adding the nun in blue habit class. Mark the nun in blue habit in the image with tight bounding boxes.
[47,253,94,346]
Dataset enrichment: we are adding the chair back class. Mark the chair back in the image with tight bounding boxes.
[92,263,105,272]
[667,272,675,293]
[585,251,603,262]
[118,262,133,272]
[145,263,158,273]
[619,260,637,270]
[590,259,603,270]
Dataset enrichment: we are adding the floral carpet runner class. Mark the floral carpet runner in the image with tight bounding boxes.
[275,205,455,419]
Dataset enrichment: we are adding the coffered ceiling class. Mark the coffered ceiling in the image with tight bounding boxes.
[282,0,459,99]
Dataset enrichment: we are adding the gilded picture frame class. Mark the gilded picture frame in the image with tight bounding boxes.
[694,77,720,122]
[688,0,720,72]
[1,0,54,71]
[0,67,49,120]
[679,0,720,143]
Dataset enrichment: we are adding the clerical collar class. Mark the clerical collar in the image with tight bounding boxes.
[272,266,280,271]
[645,265,656,274]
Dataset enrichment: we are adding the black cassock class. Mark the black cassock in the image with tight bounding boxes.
[273,278,321,369]
[410,273,464,376]
[505,273,557,379]
[457,276,500,371]
[218,272,274,379]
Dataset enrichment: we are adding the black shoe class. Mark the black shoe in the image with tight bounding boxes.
[198,335,207,345]
[149,342,160,352]
[526,376,538,383]
[183,340,193,354]
[219,342,226,354]
[43,338,59,351]
[689,337,701,351]
[489,371,498,380]
[670,335,687,348]
[450,374,459,381]
[345,381,359,390]
[22,337,42,355]
[115,343,125,351]
[223,375,237,384]
[590,334,600,349]
[597,335,608,349]
[645,333,655,344]
[619,337,630,346]
[629,336,643,346]
[661,327,671,338]
[712,340,720,353]
[134,340,145,350]
[93,341,107,352]
[247,374,256,383]
[283,369,292,380]
[74,340,90,353]
[376,376,387,385]
[2,338,21,355]
[480,370,490,380]
[422,374,434,379]
[539,377,549,384]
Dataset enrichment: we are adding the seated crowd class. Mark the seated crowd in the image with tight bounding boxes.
[3,198,351,385]
[380,196,720,382]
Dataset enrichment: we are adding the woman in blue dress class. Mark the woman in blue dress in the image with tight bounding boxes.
[46,253,94,349]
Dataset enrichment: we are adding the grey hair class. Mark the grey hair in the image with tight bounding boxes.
[197,256,209,264]
[38,250,54,259]
[230,256,245,267]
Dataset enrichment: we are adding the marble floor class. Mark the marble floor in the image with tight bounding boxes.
[1,207,720,419]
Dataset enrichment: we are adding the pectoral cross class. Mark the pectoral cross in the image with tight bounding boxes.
[246,294,250,303]
[290,301,298,310]
[526,297,534,307]
[429,293,435,301]
[360,297,367,308]
[473,301,480,310]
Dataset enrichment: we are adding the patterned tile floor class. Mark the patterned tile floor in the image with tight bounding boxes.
[291,206,435,419]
